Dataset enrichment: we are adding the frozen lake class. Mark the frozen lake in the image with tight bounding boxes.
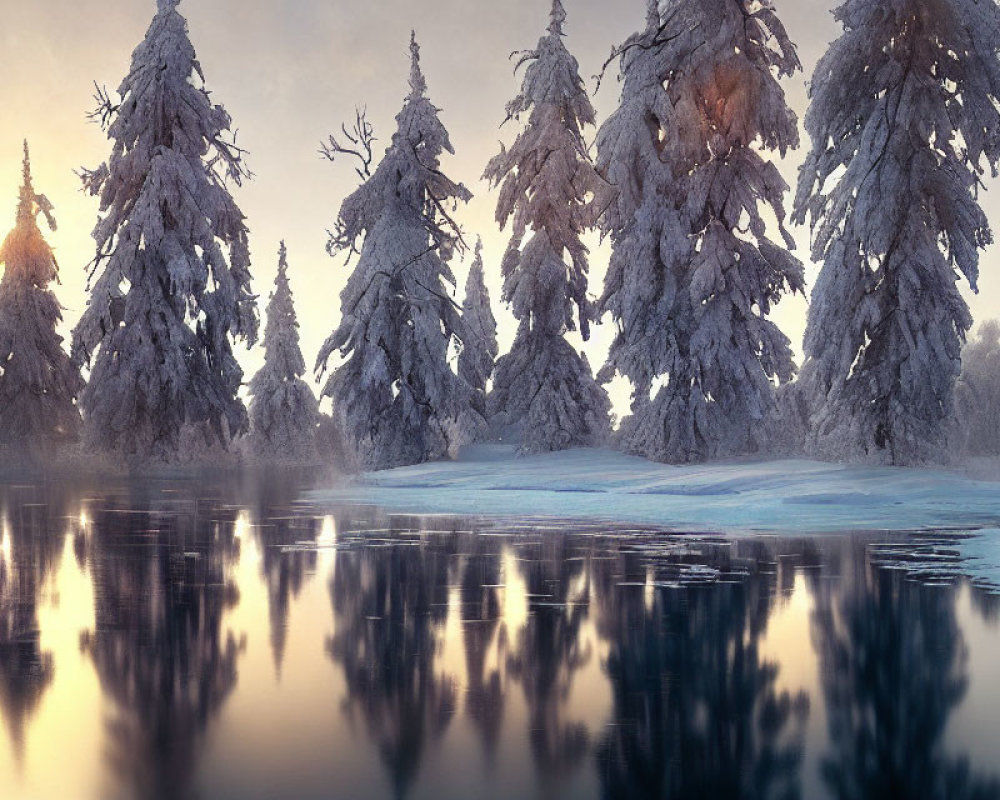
[1,471,999,799]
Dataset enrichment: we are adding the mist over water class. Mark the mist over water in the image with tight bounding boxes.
[0,472,998,800]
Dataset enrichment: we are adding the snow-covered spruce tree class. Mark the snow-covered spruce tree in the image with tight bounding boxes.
[247,242,319,462]
[72,0,257,463]
[0,142,83,457]
[484,0,610,453]
[594,0,677,453]
[597,0,804,464]
[316,33,480,471]
[458,238,498,431]
[793,0,1000,465]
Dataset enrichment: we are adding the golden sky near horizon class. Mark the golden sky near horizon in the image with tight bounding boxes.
[0,0,998,417]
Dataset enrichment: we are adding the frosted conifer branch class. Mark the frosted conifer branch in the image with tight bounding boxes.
[592,8,687,93]
[77,162,109,197]
[206,128,252,187]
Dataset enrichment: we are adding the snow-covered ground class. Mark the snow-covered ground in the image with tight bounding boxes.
[313,445,1000,533]
[312,445,1000,588]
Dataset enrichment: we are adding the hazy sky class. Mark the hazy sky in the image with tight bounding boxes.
[1,0,998,416]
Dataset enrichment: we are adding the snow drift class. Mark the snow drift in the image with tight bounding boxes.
[312,445,1000,535]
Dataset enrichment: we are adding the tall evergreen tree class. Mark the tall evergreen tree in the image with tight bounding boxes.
[316,33,480,470]
[484,0,610,453]
[247,242,319,462]
[72,0,258,462]
[597,0,803,464]
[793,0,1000,464]
[0,142,82,457]
[458,238,498,431]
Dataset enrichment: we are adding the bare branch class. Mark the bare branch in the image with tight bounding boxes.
[508,48,538,74]
[320,106,377,180]
[87,83,118,129]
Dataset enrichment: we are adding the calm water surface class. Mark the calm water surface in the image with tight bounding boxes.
[0,472,998,800]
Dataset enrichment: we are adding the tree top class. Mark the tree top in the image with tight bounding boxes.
[12,140,55,232]
[548,0,567,36]
[17,140,34,224]
[277,239,288,272]
[409,31,427,97]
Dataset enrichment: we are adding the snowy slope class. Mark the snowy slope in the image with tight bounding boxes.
[312,445,1000,535]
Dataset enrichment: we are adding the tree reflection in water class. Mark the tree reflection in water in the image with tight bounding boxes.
[324,521,824,800]
[972,590,1000,626]
[458,531,506,762]
[812,543,1000,800]
[79,483,243,800]
[507,531,592,781]
[243,471,321,677]
[3,476,995,800]
[593,538,810,800]
[0,485,69,765]
[327,514,458,800]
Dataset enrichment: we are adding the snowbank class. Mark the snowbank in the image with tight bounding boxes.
[311,445,1000,535]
